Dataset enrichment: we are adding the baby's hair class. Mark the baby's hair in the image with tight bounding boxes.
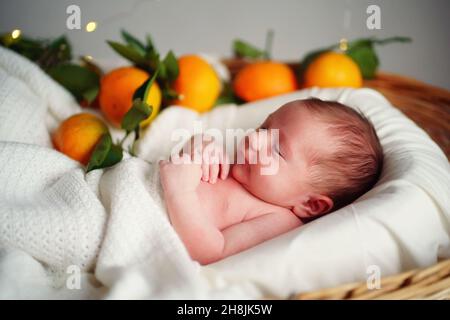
[302,98,384,211]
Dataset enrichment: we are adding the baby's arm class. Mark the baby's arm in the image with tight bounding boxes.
[220,211,302,259]
[159,156,225,264]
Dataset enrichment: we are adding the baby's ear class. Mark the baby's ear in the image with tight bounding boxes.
[292,194,333,219]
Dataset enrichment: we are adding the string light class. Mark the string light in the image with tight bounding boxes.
[339,38,348,52]
[85,21,97,32]
[11,29,21,39]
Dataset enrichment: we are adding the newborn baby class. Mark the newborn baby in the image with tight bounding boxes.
[159,98,383,265]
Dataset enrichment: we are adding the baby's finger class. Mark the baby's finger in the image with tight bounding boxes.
[209,163,219,184]
[190,145,202,164]
[220,162,230,180]
[219,151,230,180]
[201,156,209,181]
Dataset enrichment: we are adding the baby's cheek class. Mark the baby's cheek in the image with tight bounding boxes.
[251,170,276,192]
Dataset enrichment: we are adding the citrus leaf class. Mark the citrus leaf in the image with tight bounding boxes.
[346,44,379,79]
[370,36,412,45]
[1,33,46,61]
[100,143,123,168]
[107,40,146,65]
[233,39,265,59]
[47,63,99,101]
[144,50,160,71]
[47,35,71,61]
[145,34,156,52]
[121,29,146,56]
[37,35,72,70]
[345,37,411,79]
[1,33,72,68]
[214,94,242,106]
[162,50,179,81]
[133,68,159,102]
[87,133,123,172]
[214,82,243,106]
[82,86,99,104]
[121,99,153,132]
[86,133,112,172]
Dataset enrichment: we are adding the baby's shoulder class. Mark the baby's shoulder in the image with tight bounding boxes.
[242,198,292,222]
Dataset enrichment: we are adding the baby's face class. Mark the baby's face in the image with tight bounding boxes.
[231,102,330,210]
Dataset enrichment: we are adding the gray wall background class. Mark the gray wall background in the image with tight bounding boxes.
[1,0,449,89]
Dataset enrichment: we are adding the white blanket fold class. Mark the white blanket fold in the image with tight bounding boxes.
[0,47,203,299]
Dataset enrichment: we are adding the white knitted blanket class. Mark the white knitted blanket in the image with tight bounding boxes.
[0,47,208,298]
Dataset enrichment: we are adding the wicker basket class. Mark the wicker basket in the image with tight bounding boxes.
[223,58,450,300]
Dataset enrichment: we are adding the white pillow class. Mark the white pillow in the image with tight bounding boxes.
[140,87,450,297]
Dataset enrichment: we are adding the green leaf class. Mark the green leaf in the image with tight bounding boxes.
[233,39,266,59]
[145,34,156,52]
[370,36,412,45]
[121,29,146,56]
[162,50,179,81]
[214,94,242,106]
[87,133,111,172]
[47,63,99,101]
[1,33,46,60]
[48,35,70,52]
[133,68,159,102]
[47,35,72,61]
[345,37,411,79]
[107,40,146,65]
[214,82,243,106]
[100,143,123,168]
[1,33,72,68]
[87,133,123,172]
[346,44,379,79]
[121,99,153,132]
[82,86,99,104]
[144,50,160,71]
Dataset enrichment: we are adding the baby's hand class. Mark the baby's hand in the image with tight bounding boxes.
[179,134,230,184]
[159,153,202,198]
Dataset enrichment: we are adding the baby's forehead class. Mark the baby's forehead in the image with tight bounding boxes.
[271,101,323,127]
[271,105,333,158]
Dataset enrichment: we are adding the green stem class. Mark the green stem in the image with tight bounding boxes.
[129,140,137,157]
[264,29,274,60]
[119,131,131,147]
